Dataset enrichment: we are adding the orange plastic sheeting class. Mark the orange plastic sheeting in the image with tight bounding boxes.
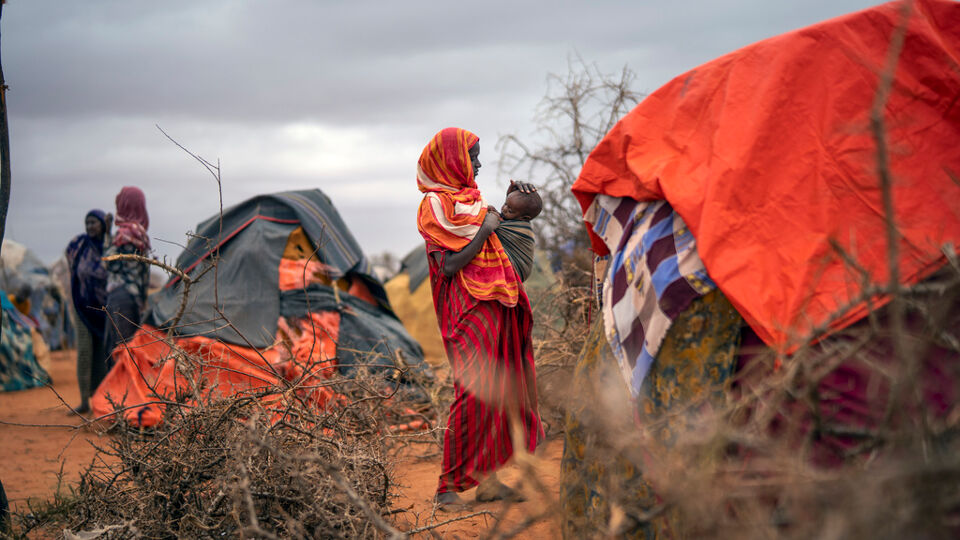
[91,227,397,427]
[279,257,342,290]
[573,0,960,350]
[280,228,352,291]
[91,313,341,427]
[278,257,378,305]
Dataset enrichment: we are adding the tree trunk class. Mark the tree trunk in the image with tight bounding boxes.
[0,1,10,261]
[0,1,10,342]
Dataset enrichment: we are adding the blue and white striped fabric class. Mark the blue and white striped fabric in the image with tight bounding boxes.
[585,195,716,396]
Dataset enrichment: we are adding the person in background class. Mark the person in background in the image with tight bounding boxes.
[65,209,110,414]
[416,127,544,508]
[102,187,150,368]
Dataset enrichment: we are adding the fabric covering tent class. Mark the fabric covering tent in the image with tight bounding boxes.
[573,0,960,351]
[384,247,445,366]
[385,244,559,367]
[0,291,51,392]
[92,189,431,426]
[564,1,960,537]
[0,239,73,350]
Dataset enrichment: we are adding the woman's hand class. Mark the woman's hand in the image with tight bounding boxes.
[507,179,537,194]
[482,209,502,231]
[439,210,501,277]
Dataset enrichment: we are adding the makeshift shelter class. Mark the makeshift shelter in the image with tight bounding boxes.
[573,0,960,353]
[92,189,431,426]
[0,239,73,351]
[384,247,445,366]
[0,291,51,392]
[385,244,559,367]
[564,0,960,537]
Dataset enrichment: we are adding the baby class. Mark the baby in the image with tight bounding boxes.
[493,185,542,282]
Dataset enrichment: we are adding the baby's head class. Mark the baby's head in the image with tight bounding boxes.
[500,190,542,221]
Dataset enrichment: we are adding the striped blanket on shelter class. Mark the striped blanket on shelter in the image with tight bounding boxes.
[584,195,715,396]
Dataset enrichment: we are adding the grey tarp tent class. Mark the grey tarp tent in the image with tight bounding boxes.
[144,189,428,377]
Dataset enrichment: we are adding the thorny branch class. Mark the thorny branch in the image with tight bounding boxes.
[102,252,198,333]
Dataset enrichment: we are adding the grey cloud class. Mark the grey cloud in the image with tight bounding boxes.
[7,1,880,123]
[3,0,882,264]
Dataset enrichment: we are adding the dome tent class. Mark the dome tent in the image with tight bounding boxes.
[0,239,73,351]
[92,189,432,426]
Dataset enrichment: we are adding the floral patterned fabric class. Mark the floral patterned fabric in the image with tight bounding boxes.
[562,289,741,539]
[105,242,150,304]
[0,294,51,392]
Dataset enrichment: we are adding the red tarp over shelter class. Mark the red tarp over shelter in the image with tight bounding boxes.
[573,0,960,349]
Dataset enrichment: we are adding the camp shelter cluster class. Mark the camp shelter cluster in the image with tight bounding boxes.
[1,0,959,538]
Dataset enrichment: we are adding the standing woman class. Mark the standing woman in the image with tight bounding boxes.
[65,209,110,413]
[102,186,150,365]
[416,127,544,507]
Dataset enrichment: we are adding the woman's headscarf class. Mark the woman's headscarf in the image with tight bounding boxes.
[113,186,151,251]
[416,127,519,306]
[86,209,107,235]
[66,209,109,335]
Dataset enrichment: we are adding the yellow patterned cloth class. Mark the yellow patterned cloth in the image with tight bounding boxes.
[561,289,741,538]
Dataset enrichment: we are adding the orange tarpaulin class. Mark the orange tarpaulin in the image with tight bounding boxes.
[573,0,960,349]
[92,249,429,430]
[92,247,349,426]
[90,315,341,427]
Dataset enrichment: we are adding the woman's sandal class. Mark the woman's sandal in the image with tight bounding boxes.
[68,403,90,416]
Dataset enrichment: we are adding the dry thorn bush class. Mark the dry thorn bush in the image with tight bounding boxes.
[529,263,595,436]
[567,263,960,539]
[12,348,441,539]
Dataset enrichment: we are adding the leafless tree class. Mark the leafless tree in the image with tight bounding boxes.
[497,56,644,272]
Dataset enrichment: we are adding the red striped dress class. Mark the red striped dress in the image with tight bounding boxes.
[426,242,545,494]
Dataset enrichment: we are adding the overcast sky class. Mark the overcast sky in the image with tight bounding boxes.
[4,0,882,266]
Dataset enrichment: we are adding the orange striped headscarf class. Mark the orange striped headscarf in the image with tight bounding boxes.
[417,127,519,307]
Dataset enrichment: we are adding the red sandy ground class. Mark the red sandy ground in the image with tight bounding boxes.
[0,350,104,514]
[0,350,563,538]
[389,433,563,538]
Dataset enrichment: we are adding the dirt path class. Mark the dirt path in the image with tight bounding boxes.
[390,438,563,538]
[0,350,105,513]
[0,350,563,537]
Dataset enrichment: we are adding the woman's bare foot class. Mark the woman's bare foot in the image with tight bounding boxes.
[435,491,468,511]
[475,477,525,503]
